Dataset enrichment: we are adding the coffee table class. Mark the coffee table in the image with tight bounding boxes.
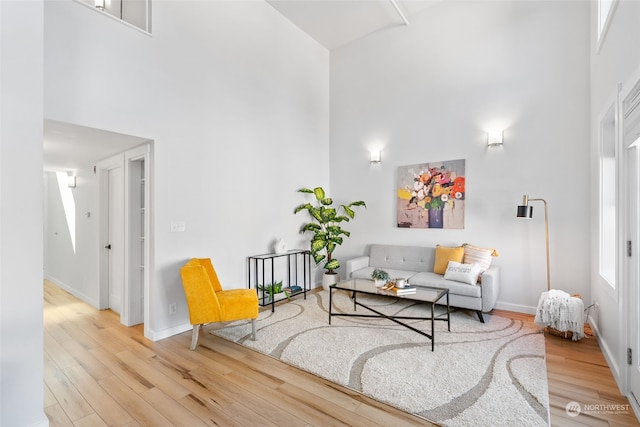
[329,278,450,351]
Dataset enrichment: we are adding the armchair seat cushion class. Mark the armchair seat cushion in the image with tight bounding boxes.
[217,289,259,321]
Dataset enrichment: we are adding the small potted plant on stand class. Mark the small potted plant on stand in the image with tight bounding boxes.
[294,186,366,291]
[258,281,291,304]
[371,268,390,287]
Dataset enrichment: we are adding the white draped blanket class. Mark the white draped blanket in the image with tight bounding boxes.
[534,289,584,341]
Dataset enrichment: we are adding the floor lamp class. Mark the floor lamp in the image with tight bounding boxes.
[517,195,551,292]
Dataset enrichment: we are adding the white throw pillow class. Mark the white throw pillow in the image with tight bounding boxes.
[462,244,497,272]
[444,261,482,285]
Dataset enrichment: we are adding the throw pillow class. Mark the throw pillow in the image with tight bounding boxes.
[444,261,482,285]
[433,245,465,275]
[463,243,499,272]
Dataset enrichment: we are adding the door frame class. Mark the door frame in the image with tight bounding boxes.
[619,64,640,419]
[123,144,152,332]
[98,142,153,338]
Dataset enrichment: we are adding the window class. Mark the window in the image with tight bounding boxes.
[597,0,617,49]
[78,0,151,33]
[600,103,617,288]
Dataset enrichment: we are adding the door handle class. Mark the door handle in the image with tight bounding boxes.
[105,244,112,250]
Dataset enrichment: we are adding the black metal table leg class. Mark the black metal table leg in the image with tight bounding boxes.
[329,286,333,325]
[446,292,450,331]
[431,302,435,351]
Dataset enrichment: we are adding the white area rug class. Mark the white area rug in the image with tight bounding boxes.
[211,290,550,426]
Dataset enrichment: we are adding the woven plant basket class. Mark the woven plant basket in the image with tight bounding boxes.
[545,293,582,339]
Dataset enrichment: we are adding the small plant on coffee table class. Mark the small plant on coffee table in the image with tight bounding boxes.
[371,269,390,286]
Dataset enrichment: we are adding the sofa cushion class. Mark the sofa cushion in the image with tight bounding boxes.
[351,266,417,282]
[410,272,482,298]
[433,245,465,275]
[368,244,435,273]
[463,243,498,272]
[444,261,482,285]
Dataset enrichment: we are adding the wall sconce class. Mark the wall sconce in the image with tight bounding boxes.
[487,130,503,147]
[67,173,77,188]
[95,0,105,10]
[370,150,381,163]
[516,194,550,291]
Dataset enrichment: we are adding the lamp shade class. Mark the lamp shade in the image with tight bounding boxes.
[517,205,533,218]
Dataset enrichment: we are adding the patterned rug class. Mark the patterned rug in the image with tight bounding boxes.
[211,290,550,426]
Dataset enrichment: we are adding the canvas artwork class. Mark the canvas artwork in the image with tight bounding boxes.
[397,159,465,229]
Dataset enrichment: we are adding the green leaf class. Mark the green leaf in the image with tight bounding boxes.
[332,215,349,223]
[326,242,336,254]
[313,187,325,200]
[315,232,328,240]
[325,225,342,235]
[310,208,323,223]
[309,232,327,242]
[322,207,336,220]
[349,201,367,208]
[301,223,322,232]
[298,188,314,194]
[310,239,326,252]
[320,197,333,206]
[313,253,326,264]
[293,203,312,214]
[343,205,355,219]
[324,259,340,271]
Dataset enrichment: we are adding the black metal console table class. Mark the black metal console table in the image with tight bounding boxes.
[247,249,311,312]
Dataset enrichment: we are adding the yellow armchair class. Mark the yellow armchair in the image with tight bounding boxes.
[180,258,258,350]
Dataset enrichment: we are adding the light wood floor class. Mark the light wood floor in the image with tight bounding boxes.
[44,280,639,426]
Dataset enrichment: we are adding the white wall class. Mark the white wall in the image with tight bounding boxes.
[44,0,329,339]
[44,169,101,307]
[330,0,591,313]
[0,1,48,426]
[589,0,640,390]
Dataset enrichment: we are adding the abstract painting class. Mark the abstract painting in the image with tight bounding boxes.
[397,159,465,229]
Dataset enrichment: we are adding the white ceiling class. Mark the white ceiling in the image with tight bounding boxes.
[266,0,443,50]
[44,120,149,171]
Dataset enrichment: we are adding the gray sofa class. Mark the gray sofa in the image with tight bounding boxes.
[345,244,500,322]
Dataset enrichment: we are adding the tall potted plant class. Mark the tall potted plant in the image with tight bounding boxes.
[294,187,366,290]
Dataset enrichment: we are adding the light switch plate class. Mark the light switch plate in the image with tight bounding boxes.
[170,221,186,232]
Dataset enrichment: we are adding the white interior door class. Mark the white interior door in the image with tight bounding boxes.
[108,166,125,315]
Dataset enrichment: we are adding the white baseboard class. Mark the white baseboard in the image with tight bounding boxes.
[493,301,537,315]
[45,275,100,309]
[148,322,192,342]
[630,393,640,423]
[587,314,624,393]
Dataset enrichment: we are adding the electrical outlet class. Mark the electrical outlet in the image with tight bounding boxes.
[169,303,177,315]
